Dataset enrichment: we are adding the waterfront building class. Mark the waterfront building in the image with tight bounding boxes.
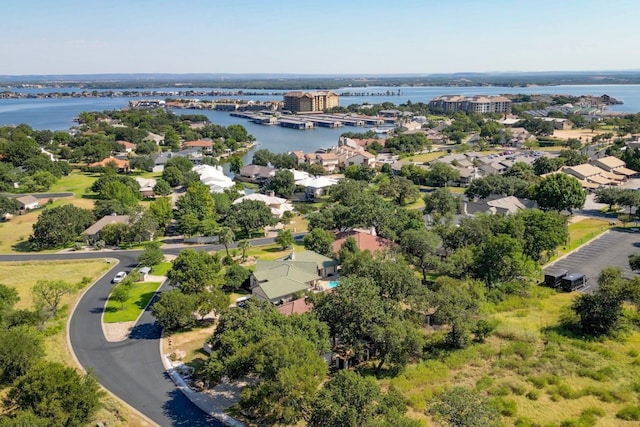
[429,95,511,114]
[283,91,339,113]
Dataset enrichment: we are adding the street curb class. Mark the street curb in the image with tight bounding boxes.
[544,229,611,268]
[159,337,244,427]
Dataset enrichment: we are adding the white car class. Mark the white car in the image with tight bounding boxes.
[112,271,127,283]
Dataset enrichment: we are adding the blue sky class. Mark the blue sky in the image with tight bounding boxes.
[2,0,638,75]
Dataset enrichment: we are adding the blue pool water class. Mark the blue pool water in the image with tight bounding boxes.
[328,281,340,289]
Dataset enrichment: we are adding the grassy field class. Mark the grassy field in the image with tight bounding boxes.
[378,286,640,426]
[0,260,110,309]
[104,281,162,323]
[0,260,150,426]
[551,218,611,261]
[405,151,446,163]
[47,171,99,196]
[151,261,172,276]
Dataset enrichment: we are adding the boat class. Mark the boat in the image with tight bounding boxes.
[371,127,393,134]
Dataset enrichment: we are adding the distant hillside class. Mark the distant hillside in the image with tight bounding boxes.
[2,70,640,89]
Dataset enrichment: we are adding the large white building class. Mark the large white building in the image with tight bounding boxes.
[192,165,235,193]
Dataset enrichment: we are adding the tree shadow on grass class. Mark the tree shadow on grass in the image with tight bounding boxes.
[135,291,157,311]
[11,240,36,252]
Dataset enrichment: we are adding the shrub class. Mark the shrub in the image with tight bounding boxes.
[616,405,640,421]
[514,418,542,427]
[526,389,540,400]
[475,376,494,391]
[490,396,517,416]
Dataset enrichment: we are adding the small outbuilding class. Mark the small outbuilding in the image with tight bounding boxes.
[16,195,40,212]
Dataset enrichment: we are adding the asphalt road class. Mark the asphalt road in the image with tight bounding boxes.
[0,235,296,426]
[546,228,640,293]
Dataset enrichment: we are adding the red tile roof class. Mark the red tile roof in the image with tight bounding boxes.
[276,298,313,316]
[117,140,137,149]
[183,140,214,148]
[332,230,393,254]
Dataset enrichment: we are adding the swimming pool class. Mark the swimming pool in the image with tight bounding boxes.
[327,281,340,289]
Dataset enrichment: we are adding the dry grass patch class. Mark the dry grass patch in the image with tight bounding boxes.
[1,260,111,309]
[553,128,605,141]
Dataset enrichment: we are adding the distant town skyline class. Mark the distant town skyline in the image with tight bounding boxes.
[3,0,639,75]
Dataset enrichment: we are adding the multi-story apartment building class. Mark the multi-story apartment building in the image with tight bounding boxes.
[429,95,512,114]
[283,91,340,113]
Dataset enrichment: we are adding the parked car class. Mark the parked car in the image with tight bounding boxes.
[112,271,127,284]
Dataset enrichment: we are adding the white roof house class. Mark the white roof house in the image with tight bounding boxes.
[192,165,235,193]
[232,193,294,218]
[294,176,339,189]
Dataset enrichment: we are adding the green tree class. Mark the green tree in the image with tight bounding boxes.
[378,176,420,205]
[29,205,94,250]
[217,226,235,257]
[504,161,536,181]
[431,277,482,349]
[238,336,327,425]
[401,229,442,284]
[517,209,568,261]
[275,228,294,250]
[165,156,194,173]
[3,361,102,427]
[229,156,243,174]
[532,156,564,176]
[309,370,418,427]
[573,267,626,336]
[0,284,19,325]
[161,166,184,187]
[474,234,537,288]
[99,222,131,246]
[225,199,276,237]
[423,188,462,223]
[238,239,251,262]
[138,241,164,267]
[151,290,197,331]
[0,410,50,426]
[31,280,75,318]
[0,326,44,384]
[559,149,589,166]
[194,289,229,320]
[168,249,223,294]
[426,162,460,187]
[303,228,335,257]
[152,179,172,196]
[265,169,295,198]
[629,254,640,271]
[533,173,586,213]
[0,195,20,218]
[224,263,251,291]
[148,196,173,228]
[110,284,130,309]
[429,386,502,427]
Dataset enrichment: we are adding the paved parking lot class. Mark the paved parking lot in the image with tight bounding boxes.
[546,228,640,293]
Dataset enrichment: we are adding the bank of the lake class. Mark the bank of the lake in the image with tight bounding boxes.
[2,84,640,164]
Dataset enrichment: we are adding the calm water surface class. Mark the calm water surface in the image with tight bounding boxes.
[2,85,640,163]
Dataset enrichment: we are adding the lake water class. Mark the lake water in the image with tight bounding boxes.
[2,84,640,164]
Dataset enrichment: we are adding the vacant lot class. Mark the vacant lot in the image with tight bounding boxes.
[378,287,640,426]
[104,281,162,323]
[553,128,604,141]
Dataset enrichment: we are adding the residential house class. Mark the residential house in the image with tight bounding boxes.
[16,195,39,212]
[289,150,306,166]
[295,176,339,199]
[84,214,130,242]
[135,177,157,198]
[315,153,340,172]
[232,192,294,218]
[89,157,130,173]
[116,140,137,153]
[453,166,479,187]
[236,164,276,184]
[336,146,376,168]
[464,195,536,216]
[508,127,533,147]
[250,251,339,303]
[591,156,638,178]
[193,164,235,193]
[182,139,214,152]
[331,230,393,255]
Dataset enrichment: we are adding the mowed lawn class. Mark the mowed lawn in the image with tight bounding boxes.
[552,217,611,260]
[103,281,162,323]
[47,171,99,196]
[0,260,111,310]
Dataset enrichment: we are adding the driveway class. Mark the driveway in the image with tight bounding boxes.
[546,228,640,293]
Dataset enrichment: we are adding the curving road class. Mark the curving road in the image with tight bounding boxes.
[0,235,298,426]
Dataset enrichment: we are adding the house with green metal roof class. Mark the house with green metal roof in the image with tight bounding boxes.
[250,250,339,304]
